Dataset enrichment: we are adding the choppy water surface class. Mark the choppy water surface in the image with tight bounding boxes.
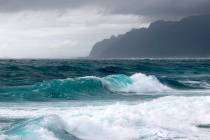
[0,59,210,140]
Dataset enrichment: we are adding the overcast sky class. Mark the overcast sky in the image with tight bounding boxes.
[0,0,209,58]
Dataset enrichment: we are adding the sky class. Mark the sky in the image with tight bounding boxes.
[0,0,209,58]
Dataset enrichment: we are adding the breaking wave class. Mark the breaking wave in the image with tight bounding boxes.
[2,115,80,140]
[0,72,209,101]
[1,96,210,140]
[0,73,172,101]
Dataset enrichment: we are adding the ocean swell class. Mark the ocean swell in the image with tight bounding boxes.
[0,73,172,101]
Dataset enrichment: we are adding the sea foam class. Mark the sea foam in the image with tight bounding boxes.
[103,73,170,93]
[1,96,210,140]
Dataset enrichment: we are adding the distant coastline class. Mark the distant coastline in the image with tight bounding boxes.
[89,14,210,58]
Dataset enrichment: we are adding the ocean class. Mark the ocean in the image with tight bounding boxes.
[0,59,210,140]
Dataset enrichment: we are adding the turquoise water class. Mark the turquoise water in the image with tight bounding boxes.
[0,59,210,140]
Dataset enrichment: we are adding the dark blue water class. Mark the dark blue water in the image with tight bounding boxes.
[0,59,210,140]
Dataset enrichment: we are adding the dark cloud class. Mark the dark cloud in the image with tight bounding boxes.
[0,0,84,11]
[0,0,210,18]
[111,0,210,17]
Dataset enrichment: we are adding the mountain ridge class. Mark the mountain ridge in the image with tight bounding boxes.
[89,14,210,58]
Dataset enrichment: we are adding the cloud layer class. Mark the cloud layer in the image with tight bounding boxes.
[0,0,209,58]
[0,0,210,17]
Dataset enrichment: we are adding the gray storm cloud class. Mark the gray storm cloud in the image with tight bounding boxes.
[0,0,209,58]
[0,0,209,18]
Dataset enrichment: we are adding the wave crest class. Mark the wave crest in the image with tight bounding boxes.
[3,115,80,140]
[103,73,170,93]
[35,72,171,95]
[0,73,171,101]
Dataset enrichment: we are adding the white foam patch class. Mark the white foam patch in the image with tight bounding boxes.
[103,73,171,94]
[0,96,210,140]
[180,80,210,89]
[127,73,171,92]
